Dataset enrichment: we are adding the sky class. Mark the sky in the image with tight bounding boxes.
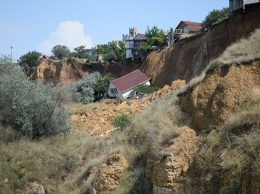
[0,0,228,61]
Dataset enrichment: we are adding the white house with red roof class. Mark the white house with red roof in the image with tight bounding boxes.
[174,21,202,35]
[108,69,151,98]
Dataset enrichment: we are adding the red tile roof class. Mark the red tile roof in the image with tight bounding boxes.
[182,21,202,32]
[42,55,50,59]
[111,69,150,92]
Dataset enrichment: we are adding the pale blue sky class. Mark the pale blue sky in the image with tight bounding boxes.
[0,0,228,61]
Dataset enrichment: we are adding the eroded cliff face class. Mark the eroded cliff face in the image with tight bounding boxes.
[180,59,260,130]
[141,4,260,87]
[30,58,124,86]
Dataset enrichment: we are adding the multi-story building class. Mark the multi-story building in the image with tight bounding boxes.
[124,27,148,59]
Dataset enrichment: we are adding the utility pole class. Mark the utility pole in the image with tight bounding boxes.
[10,46,13,62]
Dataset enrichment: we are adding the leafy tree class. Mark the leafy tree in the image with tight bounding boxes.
[202,7,229,29]
[72,45,92,61]
[75,72,101,104]
[94,76,114,100]
[95,44,109,61]
[138,42,152,53]
[51,45,70,59]
[0,55,12,64]
[0,56,71,138]
[117,41,126,62]
[145,25,165,48]
[17,51,42,73]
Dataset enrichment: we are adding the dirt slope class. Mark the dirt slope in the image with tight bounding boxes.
[70,80,186,135]
[180,59,260,130]
[141,4,260,87]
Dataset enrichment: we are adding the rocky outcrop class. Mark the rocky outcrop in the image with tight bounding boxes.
[180,59,260,130]
[92,154,128,193]
[150,126,198,194]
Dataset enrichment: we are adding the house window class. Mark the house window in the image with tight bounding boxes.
[184,26,189,33]
[111,88,118,94]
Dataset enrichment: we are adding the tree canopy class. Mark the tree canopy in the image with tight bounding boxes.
[94,76,114,100]
[17,51,42,73]
[202,7,229,29]
[96,41,126,63]
[140,25,165,52]
[51,45,70,59]
[0,55,71,138]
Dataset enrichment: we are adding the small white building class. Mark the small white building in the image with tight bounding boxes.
[108,69,151,98]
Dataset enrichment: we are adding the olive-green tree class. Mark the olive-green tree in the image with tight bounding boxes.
[202,7,229,29]
[94,76,114,100]
[0,55,71,138]
[95,44,109,61]
[104,41,126,62]
[17,51,42,74]
[51,45,70,59]
[145,25,165,47]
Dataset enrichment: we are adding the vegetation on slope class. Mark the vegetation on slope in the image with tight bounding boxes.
[208,28,260,70]
[0,56,70,138]
[0,27,260,194]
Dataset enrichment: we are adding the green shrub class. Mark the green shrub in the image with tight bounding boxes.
[112,113,132,130]
[64,72,102,104]
[207,59,222,71]
[134,84,158,95]
[0,57,71,138]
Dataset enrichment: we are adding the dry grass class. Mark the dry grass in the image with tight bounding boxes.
[219,29,260,64]
[207,28,260,71]
[193,86,260,193]
[0,126,117,193]
[64,102,98,115]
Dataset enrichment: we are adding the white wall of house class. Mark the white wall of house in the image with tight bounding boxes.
[126,40,134,59]
[126,49,133,59]
[108,83,122,98]
[108,81,151,99]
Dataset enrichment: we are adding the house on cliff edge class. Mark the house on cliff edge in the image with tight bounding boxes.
[108,69,151,98]
[172,21,202,44]
[229,0,260,12]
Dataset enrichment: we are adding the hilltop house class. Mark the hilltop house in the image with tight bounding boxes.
[124,28,148,59]
[108,69,151,98]
[172,21,202,44]
[229,0,260,12]
[174,21,202,35]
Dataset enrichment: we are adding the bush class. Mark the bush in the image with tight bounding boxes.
[0,57,71,138]
[64,72,113,103]
[134,84,158,94]
[112,113,132,130]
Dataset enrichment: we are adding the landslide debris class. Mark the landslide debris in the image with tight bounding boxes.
[69,79,186,136]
